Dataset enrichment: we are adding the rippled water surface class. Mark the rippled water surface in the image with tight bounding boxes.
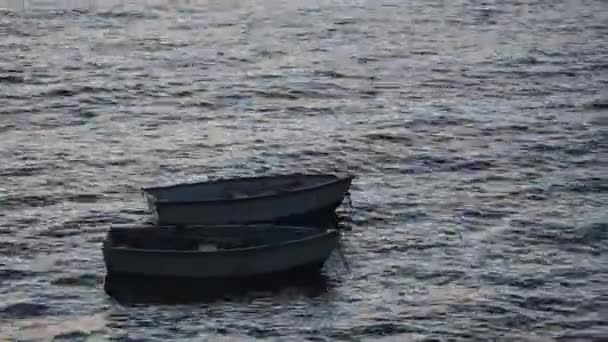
[1,0,607,340]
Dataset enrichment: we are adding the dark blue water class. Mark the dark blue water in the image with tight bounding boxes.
[1,0,606,340]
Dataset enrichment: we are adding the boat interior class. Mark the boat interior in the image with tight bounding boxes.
[145,174,340,202]
[106,225,324,251]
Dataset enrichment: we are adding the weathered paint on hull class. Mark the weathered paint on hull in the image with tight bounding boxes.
[102,231,338,278]
[149,177,352,226]
[105,259,326,280]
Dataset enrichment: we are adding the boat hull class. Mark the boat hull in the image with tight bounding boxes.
[146,175,353,226]
[102,228,339,279]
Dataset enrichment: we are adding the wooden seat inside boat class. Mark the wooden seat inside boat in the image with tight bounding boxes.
[224,179,304,199]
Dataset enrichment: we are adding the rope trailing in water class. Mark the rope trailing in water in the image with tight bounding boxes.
[336,190,354,230]
[336,233,351,273]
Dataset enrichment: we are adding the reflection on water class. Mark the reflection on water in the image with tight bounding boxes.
[1,0,606,339]
[29,253,59,273]
[0,0,170,11]
[0,0,344,12]
[104,270,332,305]
[0,313,107,341]
[423,286,492,305]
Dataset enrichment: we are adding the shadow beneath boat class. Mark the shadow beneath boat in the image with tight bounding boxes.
[104,268,331,305]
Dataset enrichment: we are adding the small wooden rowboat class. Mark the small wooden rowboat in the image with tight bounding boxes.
[102,225,339,279]
[142,173,354,226]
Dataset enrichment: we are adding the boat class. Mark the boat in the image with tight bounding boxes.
[141,173,354,226]
[102,224,340,279]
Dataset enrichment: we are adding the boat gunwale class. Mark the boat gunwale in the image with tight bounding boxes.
[103,228,339,256]
[142,174,354,206]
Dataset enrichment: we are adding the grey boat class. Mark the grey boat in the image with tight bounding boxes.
[102,225,339,279]
[142,173,354,226]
